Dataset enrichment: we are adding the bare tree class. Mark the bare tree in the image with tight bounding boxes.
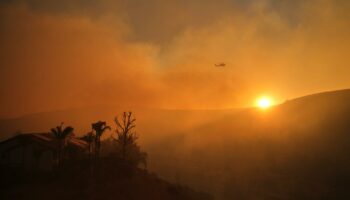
[114,112,147,167]
[115,112,137,160]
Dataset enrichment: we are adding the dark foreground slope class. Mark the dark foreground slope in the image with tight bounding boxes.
[0,158,213,200]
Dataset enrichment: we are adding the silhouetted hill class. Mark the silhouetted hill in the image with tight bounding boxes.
[2,89,350,199]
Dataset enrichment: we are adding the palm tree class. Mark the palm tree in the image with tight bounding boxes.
[81,131,95,158]
[50,123,74,166]
[92,121,111,158]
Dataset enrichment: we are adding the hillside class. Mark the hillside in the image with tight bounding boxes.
[2,89,350,199]
[154,89,350,199]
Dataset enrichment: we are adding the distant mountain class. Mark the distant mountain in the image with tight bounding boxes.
[0,106,236,141]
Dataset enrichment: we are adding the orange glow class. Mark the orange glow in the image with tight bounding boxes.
[256,96,273,109]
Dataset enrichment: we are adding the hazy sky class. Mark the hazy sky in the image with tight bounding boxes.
[0,0,349,117]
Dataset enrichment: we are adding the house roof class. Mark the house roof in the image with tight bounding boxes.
[0,132,88,152]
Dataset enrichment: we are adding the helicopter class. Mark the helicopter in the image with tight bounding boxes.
[215,63,226,67]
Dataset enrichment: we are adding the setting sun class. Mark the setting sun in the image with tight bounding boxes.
[256,96,273,109]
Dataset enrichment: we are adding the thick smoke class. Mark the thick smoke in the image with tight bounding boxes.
[0,0,349,117]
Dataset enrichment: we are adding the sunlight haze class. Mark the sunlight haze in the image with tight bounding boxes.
[0,0,349,117]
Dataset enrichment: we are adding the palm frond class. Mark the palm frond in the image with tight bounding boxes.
[62,126,74,138]
[51,128,59,138]
[102,125,111,132]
